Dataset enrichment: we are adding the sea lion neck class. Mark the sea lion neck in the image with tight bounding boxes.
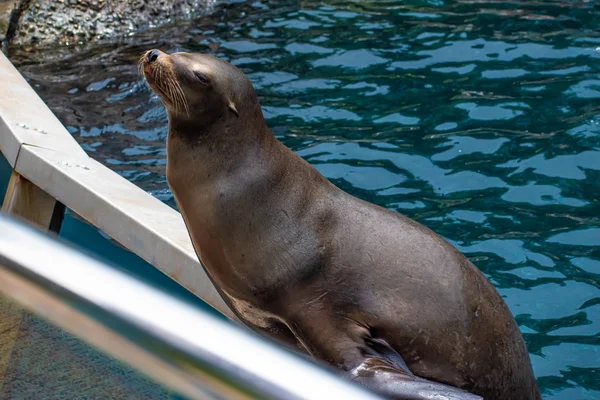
[166,107,277,181]
[167,99,270,149]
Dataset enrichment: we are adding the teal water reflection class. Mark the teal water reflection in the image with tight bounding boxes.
[7,0,600,398]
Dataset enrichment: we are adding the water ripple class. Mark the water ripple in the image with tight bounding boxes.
[10,0,600,397]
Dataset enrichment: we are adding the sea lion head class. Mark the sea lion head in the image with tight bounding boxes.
[140,49,260,134]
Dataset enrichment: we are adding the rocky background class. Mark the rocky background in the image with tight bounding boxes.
[0,0,217,50]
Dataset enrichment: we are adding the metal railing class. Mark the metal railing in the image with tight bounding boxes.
[0,214,381,400]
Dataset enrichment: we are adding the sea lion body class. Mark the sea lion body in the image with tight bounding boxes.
[142,50,541,400]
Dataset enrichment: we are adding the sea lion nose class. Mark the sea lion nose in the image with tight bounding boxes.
[147,49,160,63]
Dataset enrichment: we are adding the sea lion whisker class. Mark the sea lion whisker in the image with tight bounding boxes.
[177,82,190,116]
[165,73,180,111]
[156,66,181,114]
[163,82,175,111]
[156,63,162,84]
[166,69,188,116]
[158,65,164,88]
[173,85,184,115]
[158,66,172,106]
[138,52,151,82]
[171,77,189,116]
[166,75,182,115]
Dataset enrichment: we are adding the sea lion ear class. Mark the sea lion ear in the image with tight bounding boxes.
[228,101,239,117]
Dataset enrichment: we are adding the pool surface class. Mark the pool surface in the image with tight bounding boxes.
[7,0,600,398]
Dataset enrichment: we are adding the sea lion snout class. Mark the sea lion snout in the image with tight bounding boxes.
[140,49,194,116]
[141,50,251,124]
[147,49,161,63]
[141,49,167,75]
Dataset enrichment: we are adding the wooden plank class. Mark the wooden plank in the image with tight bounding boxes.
[14,144,236,321]
[0,52,86,167]
[1,171,60,230]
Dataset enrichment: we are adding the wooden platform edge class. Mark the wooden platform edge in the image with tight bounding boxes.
[0,51,236,322]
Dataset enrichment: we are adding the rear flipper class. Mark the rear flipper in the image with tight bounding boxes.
[287,312,482,400]
[349,358,481,400]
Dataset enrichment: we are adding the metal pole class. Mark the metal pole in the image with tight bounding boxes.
[0,214,380,400]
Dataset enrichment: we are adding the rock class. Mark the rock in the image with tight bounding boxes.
[0,2,13,43]
[1,0,217,49]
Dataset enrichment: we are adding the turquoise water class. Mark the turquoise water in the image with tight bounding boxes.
[7,0,600,398]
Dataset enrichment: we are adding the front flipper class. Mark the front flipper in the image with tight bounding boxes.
[349,358,481,400]
[287,312,482,400]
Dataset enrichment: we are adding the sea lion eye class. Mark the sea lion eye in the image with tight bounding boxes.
[194,71,209,85]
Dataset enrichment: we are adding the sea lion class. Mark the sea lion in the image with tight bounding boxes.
[140,49,541,400]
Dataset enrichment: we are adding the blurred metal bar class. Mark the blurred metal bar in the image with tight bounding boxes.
[0,214,381,400]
